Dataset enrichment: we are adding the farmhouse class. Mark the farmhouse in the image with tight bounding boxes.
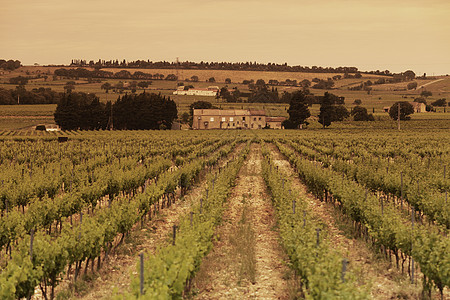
[193,109,266,129]
[173,86,219,96]
[266,117,286,129]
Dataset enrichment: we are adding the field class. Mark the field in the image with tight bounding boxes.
[0,66,449,130]
[0,128,448,300]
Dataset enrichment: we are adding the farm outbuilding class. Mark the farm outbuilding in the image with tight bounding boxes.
[409,102,426,113]
[266,117,286,129]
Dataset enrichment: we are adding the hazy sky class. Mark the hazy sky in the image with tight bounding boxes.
[1,0,449,75]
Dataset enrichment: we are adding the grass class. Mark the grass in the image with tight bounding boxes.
[229,193,257,285]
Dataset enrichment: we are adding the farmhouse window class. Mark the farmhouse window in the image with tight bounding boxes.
[230,117,234,121]
[222,117,226,122]
[210,117,214,122]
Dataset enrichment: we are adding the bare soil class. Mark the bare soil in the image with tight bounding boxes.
[191,143,290,300]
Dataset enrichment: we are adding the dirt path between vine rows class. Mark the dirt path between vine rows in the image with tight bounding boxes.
[52,144,244,300]
[191,143,290,299]
[268,143,421,299]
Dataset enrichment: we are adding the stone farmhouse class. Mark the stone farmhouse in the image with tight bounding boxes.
[192,109,286,129]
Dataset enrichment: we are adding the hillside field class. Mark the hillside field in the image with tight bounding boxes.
[0,66,449,130]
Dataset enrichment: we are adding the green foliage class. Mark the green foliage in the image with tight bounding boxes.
[431,98,446,107]
[287,91,311,128]
[0,134,241,299]
[318,92,334,128]
[421,90,432,97]
[275,138,450,294]
[260,143,368,299]
[332,105,349,122]
[351,106,374,121]
[0,59,21,70]
[113,92,178,130]
[407,82,418,90]
[388,101,414,121]
[126,143,250,298]
[9,76,29,85]
[54,92,108,130]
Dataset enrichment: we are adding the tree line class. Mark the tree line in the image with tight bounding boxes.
[0,59,21,71]
[0,87,62,105]
[70,59,365,74]
[219,82,345,105]
[54,92,177,130]
[283,91,352,128]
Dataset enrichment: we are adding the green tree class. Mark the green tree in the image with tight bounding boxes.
[431,98,446,107]
[404,70,416,80]
[421,90,432,97]
[287,91,311,128]
[9,76,28,85]
[190,75,199,82]
[101,82,112,93]
[63,83,75,93]
[407,82,417,90]
[225,78,231,84]
[165,74,177,81]
[137,81,149,90]
[113,92,177,130]
[181,112,190,123]
[351,106,374,121]
[389,101,414,120]
[54,92,107,130]
[318,92,334,128]
[333,105,350,121]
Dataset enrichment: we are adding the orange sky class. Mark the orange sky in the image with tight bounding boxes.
[1,0,449,75]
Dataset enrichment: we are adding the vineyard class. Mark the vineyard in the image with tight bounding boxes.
[0,129,448,299]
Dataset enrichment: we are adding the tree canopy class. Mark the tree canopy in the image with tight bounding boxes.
[54,92,177,130]
[54,92,108,130]
[286,91,311,128]
[351,106,375,121]
[389,101,414,121]
[318,92,334,128]
[113,92,177,130]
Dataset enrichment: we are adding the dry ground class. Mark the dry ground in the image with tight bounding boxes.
[191,144,291,299]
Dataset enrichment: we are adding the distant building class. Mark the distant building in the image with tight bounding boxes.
[266,117,286,129]
[410,102,426,113]
[193,109,266,129]
[384,102,426,113]
[173,86,219,96]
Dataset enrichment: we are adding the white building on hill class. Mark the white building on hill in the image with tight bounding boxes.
[173,86,219,96]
